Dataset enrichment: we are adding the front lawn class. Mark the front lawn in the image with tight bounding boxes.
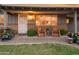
[0,43,79,55]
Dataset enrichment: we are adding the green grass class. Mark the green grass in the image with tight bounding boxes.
[0,43,79,55]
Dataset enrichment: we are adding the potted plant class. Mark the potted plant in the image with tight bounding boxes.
[1,33,13,41]
[67,32,73,44]
[67,37,73,44]
[76,40,79,44]
[60,29,68,35]
[0,28,16,41]
[72,33,78,43]
[0,29,4,39]
[76,33,79,44]
[5,28,16,37]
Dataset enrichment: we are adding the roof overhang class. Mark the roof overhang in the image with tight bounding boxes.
[0,4,76,12]
[1,4,79,14]
[1,4,79,8]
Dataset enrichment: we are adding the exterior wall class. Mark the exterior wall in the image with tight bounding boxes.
[0,11,4,29]
[27,20,36,29]
[67,18,75,33]
[28,14,68,30]
[77,19,79,32]
[0,13,18,32]
[0,14,4,29]
[8,24,18,31]
[1,12,78,34]
[8,14,18,33]
[58,14,68,30]
[67,18,79,33]
[58,14,76,33]
[0,24,4,29]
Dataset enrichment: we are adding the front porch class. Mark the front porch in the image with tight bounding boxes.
[0,5,79,36]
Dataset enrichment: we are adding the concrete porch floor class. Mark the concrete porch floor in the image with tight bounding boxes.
[0,35,79,48]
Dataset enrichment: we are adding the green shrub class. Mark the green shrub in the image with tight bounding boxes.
[0,29,4,38]
[60,29,68,35]
[5,29,17,37]
[0,28,16,39]
[5,28,16,34]
[27,28,37,36]
[0,29,4,33]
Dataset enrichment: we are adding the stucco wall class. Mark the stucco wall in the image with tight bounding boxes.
[58,14,68,30]
[67,18,79,33]
[67,18,75,33]
[77,19,79,32]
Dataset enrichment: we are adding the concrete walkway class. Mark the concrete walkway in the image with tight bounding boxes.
[0,35,79,48]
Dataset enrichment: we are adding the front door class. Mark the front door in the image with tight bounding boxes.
[18,14,27,34]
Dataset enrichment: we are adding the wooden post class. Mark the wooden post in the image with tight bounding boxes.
[74,11,77,33]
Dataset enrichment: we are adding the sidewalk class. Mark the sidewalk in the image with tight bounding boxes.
[0,35,79,48]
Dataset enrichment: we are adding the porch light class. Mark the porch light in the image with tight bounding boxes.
[28,11,33,12]
[27,15,35,20]
[66,19,69,24]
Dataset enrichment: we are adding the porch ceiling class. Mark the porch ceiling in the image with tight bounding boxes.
[0,4,77,12]
[1,4,79,14]
[7,10,72,14]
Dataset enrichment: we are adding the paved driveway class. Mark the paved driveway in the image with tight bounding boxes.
[0,35,79,48]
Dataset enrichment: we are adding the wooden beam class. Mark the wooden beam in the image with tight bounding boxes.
[6,10,73,15]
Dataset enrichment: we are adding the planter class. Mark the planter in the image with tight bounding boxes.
[1,37,12,41]
[72,33,79,43]
[67,37,73,44]
[68,39,73,44]
[1,33,13,41]
[76,40,79,45]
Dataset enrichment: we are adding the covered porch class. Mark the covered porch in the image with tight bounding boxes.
[0,5,79,36]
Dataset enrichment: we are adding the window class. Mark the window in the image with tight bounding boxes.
[36,15,57,26]
[8,14,18,24]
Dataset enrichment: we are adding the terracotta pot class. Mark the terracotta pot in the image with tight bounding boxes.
[67,39,73,44]
[76,40,79,44]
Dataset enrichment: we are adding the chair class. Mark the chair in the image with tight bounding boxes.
[52,26,60,37]
[36,26,45,36]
